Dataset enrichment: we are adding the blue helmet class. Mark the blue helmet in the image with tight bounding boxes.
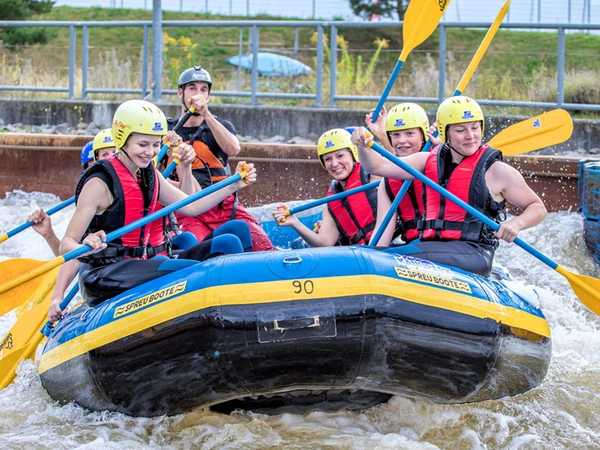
[80,141,94,168]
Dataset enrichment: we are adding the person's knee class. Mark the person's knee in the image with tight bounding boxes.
[214,220,253,252]
[209,234,244,257]
[171,231,199,250]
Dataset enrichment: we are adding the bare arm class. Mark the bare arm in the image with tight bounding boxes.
[272,203,340,247]
[48,259,80,322]
[365,106,395,153]
[190,94,240,157]
[59,177,111,255]
[172,143,201,194]
[351,127,427,179]
[158,161,255,217]
[486,162,547,243]
[27,208,61,257]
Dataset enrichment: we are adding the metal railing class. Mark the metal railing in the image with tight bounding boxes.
[0,19,599,111]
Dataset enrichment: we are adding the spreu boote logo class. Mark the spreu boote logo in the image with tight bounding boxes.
[394,119,406,127]
[533,118,541,128]
[462,110,475,120]
[152,122,164,132]
[325,140,335,148]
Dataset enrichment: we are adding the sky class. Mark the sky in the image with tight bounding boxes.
[52,0,598,25]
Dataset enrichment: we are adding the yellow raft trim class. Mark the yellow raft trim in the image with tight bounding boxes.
[38,274,551,373]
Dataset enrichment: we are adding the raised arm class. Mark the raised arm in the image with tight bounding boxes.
[350,126,427,179]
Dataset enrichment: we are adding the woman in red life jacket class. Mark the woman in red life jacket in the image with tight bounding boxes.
[365,103,440,246]
[350,96,547,277]
[50,99,256,318]
[272,128,379,246]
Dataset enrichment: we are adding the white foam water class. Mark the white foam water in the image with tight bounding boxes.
[1,191,599,449]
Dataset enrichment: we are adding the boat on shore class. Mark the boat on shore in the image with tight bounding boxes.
[38,220,552,416]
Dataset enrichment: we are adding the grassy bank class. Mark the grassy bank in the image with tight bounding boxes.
[1,6,599,116]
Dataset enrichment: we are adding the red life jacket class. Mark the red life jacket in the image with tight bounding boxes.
[420,144,505,245]
[75,155,165,266]
[327,163,377,245]
[383,177,424,242]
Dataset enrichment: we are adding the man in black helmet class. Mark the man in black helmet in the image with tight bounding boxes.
[167,65,276,251]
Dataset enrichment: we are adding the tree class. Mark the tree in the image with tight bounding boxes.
[0,0,56,48]
[348,0,409,21]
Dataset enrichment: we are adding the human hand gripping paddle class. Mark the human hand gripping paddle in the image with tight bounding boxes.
[364,137,600,316]
[371,0,451,121]
[369,0,511,246]
[0,166,251,314]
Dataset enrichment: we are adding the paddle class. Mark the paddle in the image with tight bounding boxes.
[162,157,180,178]
[0,269,59,389]
[0,273,81,390]
[369,107,574,246]
[155,108,195,165]
[453,0,511,96]
[0,169,247,304]
[365,138,600,316]
[0,196,75,245]
[370,0,511,246]
[371,0,451,121]
[282,181,381,221]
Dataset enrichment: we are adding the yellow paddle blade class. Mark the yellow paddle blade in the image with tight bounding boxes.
[400,0,451,61]
[0,329,45,390]
[1,291,51,361]
[0,294,49,390]
[556,266,600,316]
[0,259,59,316]
[454,0,510,94]
[489,109,573,156]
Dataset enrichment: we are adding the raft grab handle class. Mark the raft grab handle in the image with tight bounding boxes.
[257,302,337,343]
[273,315,321,331]
[282,256,303,265]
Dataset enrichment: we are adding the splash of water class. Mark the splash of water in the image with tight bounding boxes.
[1,191,599,449]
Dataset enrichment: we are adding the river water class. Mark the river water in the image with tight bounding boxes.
[1,190,599,450]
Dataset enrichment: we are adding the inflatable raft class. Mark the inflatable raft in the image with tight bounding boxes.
[38,236,552,417]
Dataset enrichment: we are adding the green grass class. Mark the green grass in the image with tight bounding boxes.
[1,5,599,115]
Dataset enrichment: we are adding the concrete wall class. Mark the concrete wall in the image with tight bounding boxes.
[1,98,599,154]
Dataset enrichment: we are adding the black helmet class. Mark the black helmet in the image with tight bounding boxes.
[178,66,213,90]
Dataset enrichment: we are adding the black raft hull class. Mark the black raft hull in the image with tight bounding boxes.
[39,246,552,416]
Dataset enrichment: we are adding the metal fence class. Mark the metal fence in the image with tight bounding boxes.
[53,0,598,24]
[0,19,599,112]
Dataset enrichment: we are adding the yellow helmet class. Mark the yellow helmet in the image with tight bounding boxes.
[92,128,115,161]
[316,128,358,170]
[385,102,429,143]
[111,100,167,149]
[436,96,484,143]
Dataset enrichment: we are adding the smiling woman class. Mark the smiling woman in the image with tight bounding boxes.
[56,99,257,308]
[272,127,379,247]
